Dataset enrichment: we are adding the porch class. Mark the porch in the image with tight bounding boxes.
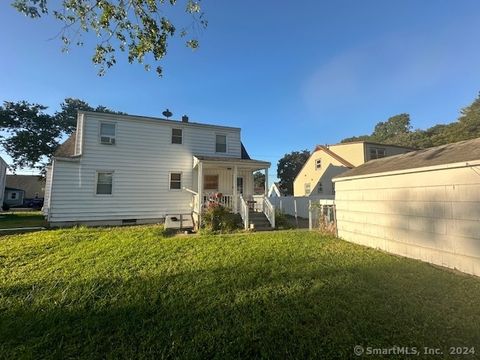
[186,156,275,230]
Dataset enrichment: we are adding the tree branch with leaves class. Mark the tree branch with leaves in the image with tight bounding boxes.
[12,0,207,76]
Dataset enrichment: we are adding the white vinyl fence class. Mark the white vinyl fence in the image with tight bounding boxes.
[268,195,334,219]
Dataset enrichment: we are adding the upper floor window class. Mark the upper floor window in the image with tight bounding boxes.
[204,175,219,190]
[170,173,182,190]
[317,182,323,193]
[96,172,113,195]
[370,147,386,160]
[315,159,322,170]
[216,134,227,153]
[100,123,116,145]
[304,183,311,196]
[172,128,183,144]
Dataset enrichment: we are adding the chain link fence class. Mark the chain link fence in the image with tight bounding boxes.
[309,199,337,236]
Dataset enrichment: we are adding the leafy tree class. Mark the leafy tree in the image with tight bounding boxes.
[12,0,207,76]
[371,113,411,143]
[277,150,310,196]
[0,98,123,172]
[0,101,61,170]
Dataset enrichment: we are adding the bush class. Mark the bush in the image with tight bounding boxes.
[202,203,241,233]
[275,209,293,230]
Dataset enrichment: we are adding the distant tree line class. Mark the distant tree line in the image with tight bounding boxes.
[341,93,480,148]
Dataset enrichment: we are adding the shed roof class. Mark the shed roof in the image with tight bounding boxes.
[335,137,480,179]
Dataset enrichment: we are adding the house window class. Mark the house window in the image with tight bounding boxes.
[10,192,17,200]
[216,134,227,153]
[315,159,322,170]
[172,128,183,144]
[204,175,219,190]
[370,147,386,160]
[100,123,116,145]
[317,182,323,193]
[96,172,113,195]
[304,183,311,196]
[237,177,244,195]
[170,173,182,190]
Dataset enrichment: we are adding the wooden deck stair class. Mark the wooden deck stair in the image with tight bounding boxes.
[248,211,273,231]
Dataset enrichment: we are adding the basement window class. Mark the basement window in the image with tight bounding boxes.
[172,128,183,144]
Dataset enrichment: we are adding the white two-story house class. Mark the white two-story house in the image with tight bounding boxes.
[43,111,273,229]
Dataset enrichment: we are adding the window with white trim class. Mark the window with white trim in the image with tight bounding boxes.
[204,175,219,190]
[172,128,183,144]
[100,123,116,145]
[304,183,311,196]
[315,158,322,170]
[170,173,182,190]
[215,134,227,153]
[10,192,17,200]
[369,147,386,160]
[96,172,113,195]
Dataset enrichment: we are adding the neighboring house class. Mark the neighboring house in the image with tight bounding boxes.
[0,157,7,207]
[44,111,271,228]
[333,137,480,277]
[293,141,414,197]
[268,182,282,198]
[4,187,25,206]
[6,175,45,200]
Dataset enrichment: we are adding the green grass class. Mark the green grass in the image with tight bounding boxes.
[1,227,479,359]
[0,211,47,229]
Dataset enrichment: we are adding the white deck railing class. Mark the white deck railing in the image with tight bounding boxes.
[202,194,234,210]
[239,195,249,230]
[263,196,275,228]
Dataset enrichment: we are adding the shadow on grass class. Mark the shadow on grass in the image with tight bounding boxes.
[2,258,480,359]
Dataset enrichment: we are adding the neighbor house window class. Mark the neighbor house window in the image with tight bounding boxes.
[216,134,227,153]
[315,159,322,170]
[170,173,182,190]
[317,182,323,193]
[204,175,219,190]
[10,192,17,200]
[100,122,116,145]
[370,147,386,160]
[96,172,113,195]
[304,183,311,195]
[172,128,183,144]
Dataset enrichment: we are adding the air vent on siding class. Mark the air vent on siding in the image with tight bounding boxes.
[122,219,137,225]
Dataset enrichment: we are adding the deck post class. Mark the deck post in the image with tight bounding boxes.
[233,165,238,213]
[264,167,269,196]
[197,161,203,228]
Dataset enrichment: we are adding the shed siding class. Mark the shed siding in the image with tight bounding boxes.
[335,165,480,276]
[48,113,242,223]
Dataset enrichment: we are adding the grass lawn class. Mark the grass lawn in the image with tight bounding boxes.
[0,211,47,229]
[1,227,479,359]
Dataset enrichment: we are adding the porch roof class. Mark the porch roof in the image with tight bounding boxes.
[193,155,270,171]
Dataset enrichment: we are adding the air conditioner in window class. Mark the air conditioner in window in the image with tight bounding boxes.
[101,136,115,145]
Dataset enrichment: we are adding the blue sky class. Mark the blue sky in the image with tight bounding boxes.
[1,0,480,183]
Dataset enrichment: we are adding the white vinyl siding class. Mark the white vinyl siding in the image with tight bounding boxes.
[47,113,244,223]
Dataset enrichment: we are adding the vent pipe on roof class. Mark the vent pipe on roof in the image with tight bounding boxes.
[182,115,189,123]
